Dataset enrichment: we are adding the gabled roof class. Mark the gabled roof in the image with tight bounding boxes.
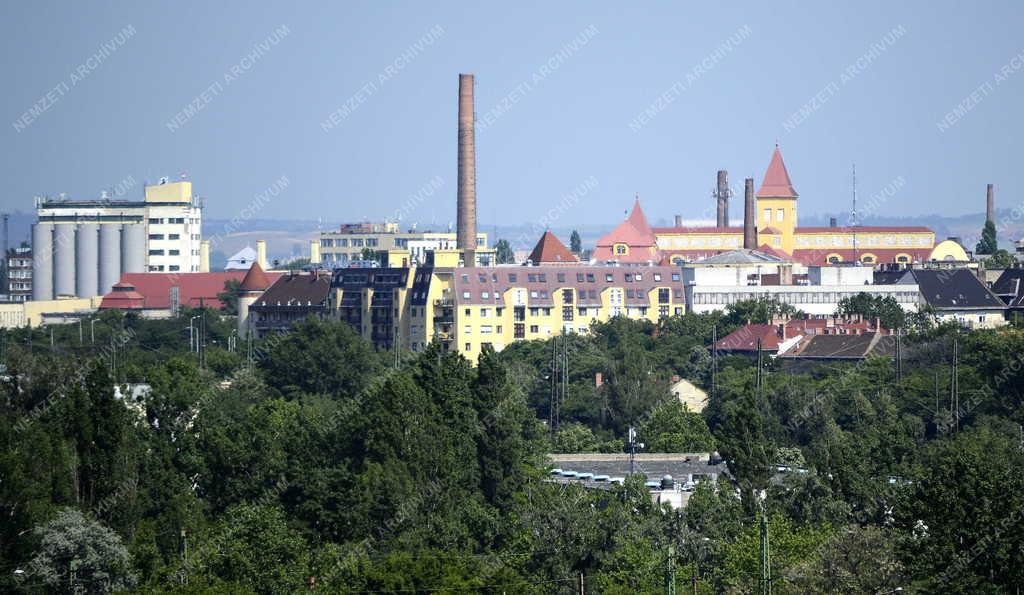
[757,145,798,198]
[714,324,781,352]
[98,281,145,310]
[239,262,271,292]
[991,268,1024,308]
[98,271,284,311]
[911,269,1005,310]
[756,244,793,260]
[226,246,258,270]
[780,332,894,360]
[593,198,660,263]
[528,231,578,264]
[697,249,786,265]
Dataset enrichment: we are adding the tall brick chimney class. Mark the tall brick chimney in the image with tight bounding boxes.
[457,74,477,259]
[743,177,756,249]
[716,170,730,227]
[986,183,995,224]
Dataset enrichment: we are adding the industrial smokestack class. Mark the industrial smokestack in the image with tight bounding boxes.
[986,183,995,224]
[743,178,756,249]
[716,170,730,227]
[674,215,683,227]
[457,73,477,260]
[829,217,837,228]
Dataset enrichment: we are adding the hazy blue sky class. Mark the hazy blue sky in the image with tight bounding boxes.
[3,0,1023,230]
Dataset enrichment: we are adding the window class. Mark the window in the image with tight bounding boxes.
[465,343,471,351]
[496,307,504,316]
[167,249,179,255]
[366,238,378,247]
[605,273,613,282]
[528,274,537,282]
[338,238,348,247]
[659,305,669,319]
[586,273,595,282]
[635,273,643,281]
[658,288,670,303]
[464,308,471,316]
[654,273,662,281]
[514,306,525,321]
[563,306,573,321]
[562,288,573,303]
[624,273,632,282]
[480,325,492,334]
[576,273,585,282]
[514,323,525,338]
[481,291,490,299]
[149,234,164,240]
[169,265,180,272]
[481,308,490,317]
[509,273,517,282]
[557,273,566,282]
[462,291,470,299]
[351,238,364,247]
[169,233,180,240]
[168,217,185,224]
[529,307,539,316]
[615,244,627,255]
[464,325,472,335]
[763,208,771,223]
[538,273,547,282]
[530,325,539,333]
[578,307,587,316]
[777,208,785,222]
[671,273,680,281]
[149,218,163,225]
[148,249,164,256]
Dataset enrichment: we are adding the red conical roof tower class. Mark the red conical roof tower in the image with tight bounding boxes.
[239,262,271,293]
[757,145,798,198]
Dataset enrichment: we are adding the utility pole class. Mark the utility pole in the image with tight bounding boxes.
[666,545,676,595]
[628,427,637,475]
[951,336,959,433]
[756,337,764,400]
[711,325,718,400]
[895,328,902,384]
[760,510,771,595]
[78,319,83,345]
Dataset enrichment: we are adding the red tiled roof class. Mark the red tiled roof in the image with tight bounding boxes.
[99,271,284,310]
[528,231,579,264]
[714,324,781,352]
[627,197,653,235]
[760,226,783,235]
[795,226,933,234]
[98,281,145,310]
[756,244,793,260]
[757,145,798,198]
[239,262,271,292]
[790,247,932,265]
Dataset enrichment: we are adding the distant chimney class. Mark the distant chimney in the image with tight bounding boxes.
[674,215,683,227]
[457,74,477,258]
[716,170,730,227]
[986,183,995,224]
[743,178,756,249]
[829,217,837,228]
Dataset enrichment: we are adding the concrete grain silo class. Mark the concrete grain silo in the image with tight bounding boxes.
[98,223,122,295]
[122,223,146,273]
[31,222,54,301]
[53,224,76,297]
[75,223,99,298]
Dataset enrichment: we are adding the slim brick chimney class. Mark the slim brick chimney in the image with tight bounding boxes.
[716,170,730,227]
[986,183,995,224]
[743,177,756,249]
[457,74,477,258]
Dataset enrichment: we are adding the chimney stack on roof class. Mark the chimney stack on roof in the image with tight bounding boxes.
[716,170,730,227]
[829,217,837,228]
[457,74,477,258]
[674,214,683,227]
[986,183,995,224]
[743,178,756,249]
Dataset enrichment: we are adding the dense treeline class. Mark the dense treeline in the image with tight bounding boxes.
[2,300,1024,593]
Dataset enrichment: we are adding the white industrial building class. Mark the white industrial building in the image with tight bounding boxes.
[32,179,207,301]
[681,250,921,316]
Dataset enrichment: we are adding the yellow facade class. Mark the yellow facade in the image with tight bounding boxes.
[0,296,103,329]
[757,197,798,253]
[144,180,192,203]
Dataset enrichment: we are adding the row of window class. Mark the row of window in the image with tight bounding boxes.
[460,271,678,284]
[148,249,181,256]
[692,290,919,305]
[148,217,193,225]
[147,265,182,272]
[796,235,931,248]
[321,237,379,248]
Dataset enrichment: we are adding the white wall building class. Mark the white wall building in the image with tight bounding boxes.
[32,179,204,300]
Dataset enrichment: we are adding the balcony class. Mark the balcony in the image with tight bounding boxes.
[434,297,454,307]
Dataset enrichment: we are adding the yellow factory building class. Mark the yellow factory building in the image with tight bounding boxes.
[597,145,939,267]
